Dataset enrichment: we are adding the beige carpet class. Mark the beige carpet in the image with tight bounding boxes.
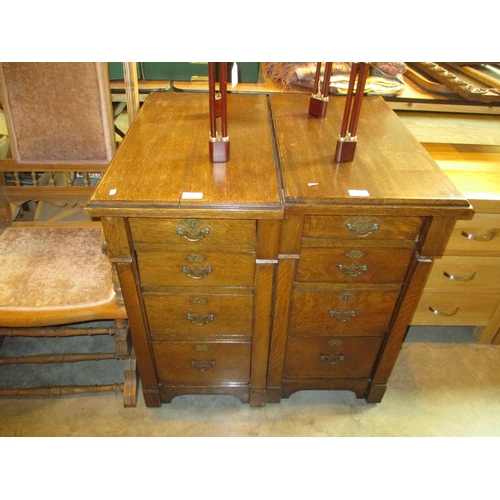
[1,339,500,437]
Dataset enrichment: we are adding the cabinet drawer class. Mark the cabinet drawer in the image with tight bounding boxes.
[303,215,423,241]
[411,292,500,326]
[445,214,500,257]
[283,336,384,379]
[424,256,500,293]
[153,340,251,385]
[144,292,254,338]
[137,251,255,287]
[290,288,400,336]
[296,247,414,284]
[130,218,256,252]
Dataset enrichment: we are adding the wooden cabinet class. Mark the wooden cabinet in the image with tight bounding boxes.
[86,91,472,406]
[86,92,282,407]
[411,144,500,344]
[266,94,471,404]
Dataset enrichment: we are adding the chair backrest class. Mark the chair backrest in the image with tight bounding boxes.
[0,62,116,223]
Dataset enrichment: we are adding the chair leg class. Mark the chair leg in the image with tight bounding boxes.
[123,348,138,407]
[113,319,131,357]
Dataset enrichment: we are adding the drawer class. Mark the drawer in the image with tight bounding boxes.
[129,218,256,252]
[296,247,414,284]
[424,256,500,293]
[290,287,400,336]
[411,292,500,326]
[153,340,251,385]
[283,336,384,379]
[144,292,254,338]
[445,214,500,257]
[303,215,423,241]
[137,251,255,287]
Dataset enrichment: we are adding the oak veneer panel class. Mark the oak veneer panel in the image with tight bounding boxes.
[270,94,469,209]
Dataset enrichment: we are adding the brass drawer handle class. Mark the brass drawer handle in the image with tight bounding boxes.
[461,230,496,242]
[191,360,216,371]
[320,354,345,365]
[429,305,459,316]
[329,310,356,322]
[187,313,214,326]
[177,220,211,242]
[346,216,379,238]
[443,271,476,282]
[338,263,368,277]
[182,266,212,279]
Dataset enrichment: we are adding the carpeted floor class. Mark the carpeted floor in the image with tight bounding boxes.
[1,326,499,437]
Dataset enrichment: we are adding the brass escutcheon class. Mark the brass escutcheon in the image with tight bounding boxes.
[186,254,206,263]
[191,297,208,305]
[195,345,210,351]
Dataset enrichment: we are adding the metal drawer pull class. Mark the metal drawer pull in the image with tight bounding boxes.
[429,305,459,316]
[443,271,476,282]
[329,310,356,322]
[346,216,379,237]
[177,220,211,242]
[187,313,214,326]
[182,266,212,279]
[461,230,496,242]
[320,354,345,365]
[191,360,216,371]
[339,263,367,277]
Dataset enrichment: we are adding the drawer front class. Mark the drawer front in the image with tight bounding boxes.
[296,247,414,284]
[445,214,500,257]
[290,288,400,336]
[283,336,384,379]
[303,215,423,241]
[411,292,500,326]
[153,340,251,385]
[424,256,500,293]
[137,251,255,287]
[130,218,256,252]
[144,293,254,338]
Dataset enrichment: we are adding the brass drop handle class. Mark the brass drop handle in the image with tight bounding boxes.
[346,216,379,237]
[443,271,476,282]
[177,220,211,242]
[320,354,345,365]
[329,310,356,322]
[191,360,216,371]
[182,266,212,280]
[429,305,459,316]
[461,230,496,242]
[339,263,368,277]
[187,313,214,326]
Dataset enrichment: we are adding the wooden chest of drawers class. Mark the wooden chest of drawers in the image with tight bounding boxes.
[266,94,471,403]
[86,92,282,407]
[412,144,500,344]
[86,91,471,406]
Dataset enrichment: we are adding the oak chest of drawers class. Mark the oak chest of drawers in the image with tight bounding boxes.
[266,94,471,403]
[86,92,282,407]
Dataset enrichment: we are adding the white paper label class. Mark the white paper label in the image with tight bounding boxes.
[231,62,238,88]
[348,189,370,197]
[181,192,204,200]
[109,188,117,195]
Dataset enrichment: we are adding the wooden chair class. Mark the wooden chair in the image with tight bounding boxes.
[0,62,138,406]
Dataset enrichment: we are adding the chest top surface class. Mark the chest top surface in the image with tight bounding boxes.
[270,94,471,213]
[86,92,282,219]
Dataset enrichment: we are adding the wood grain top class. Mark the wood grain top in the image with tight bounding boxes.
[270,94,471,213]
[87,92,282,218]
